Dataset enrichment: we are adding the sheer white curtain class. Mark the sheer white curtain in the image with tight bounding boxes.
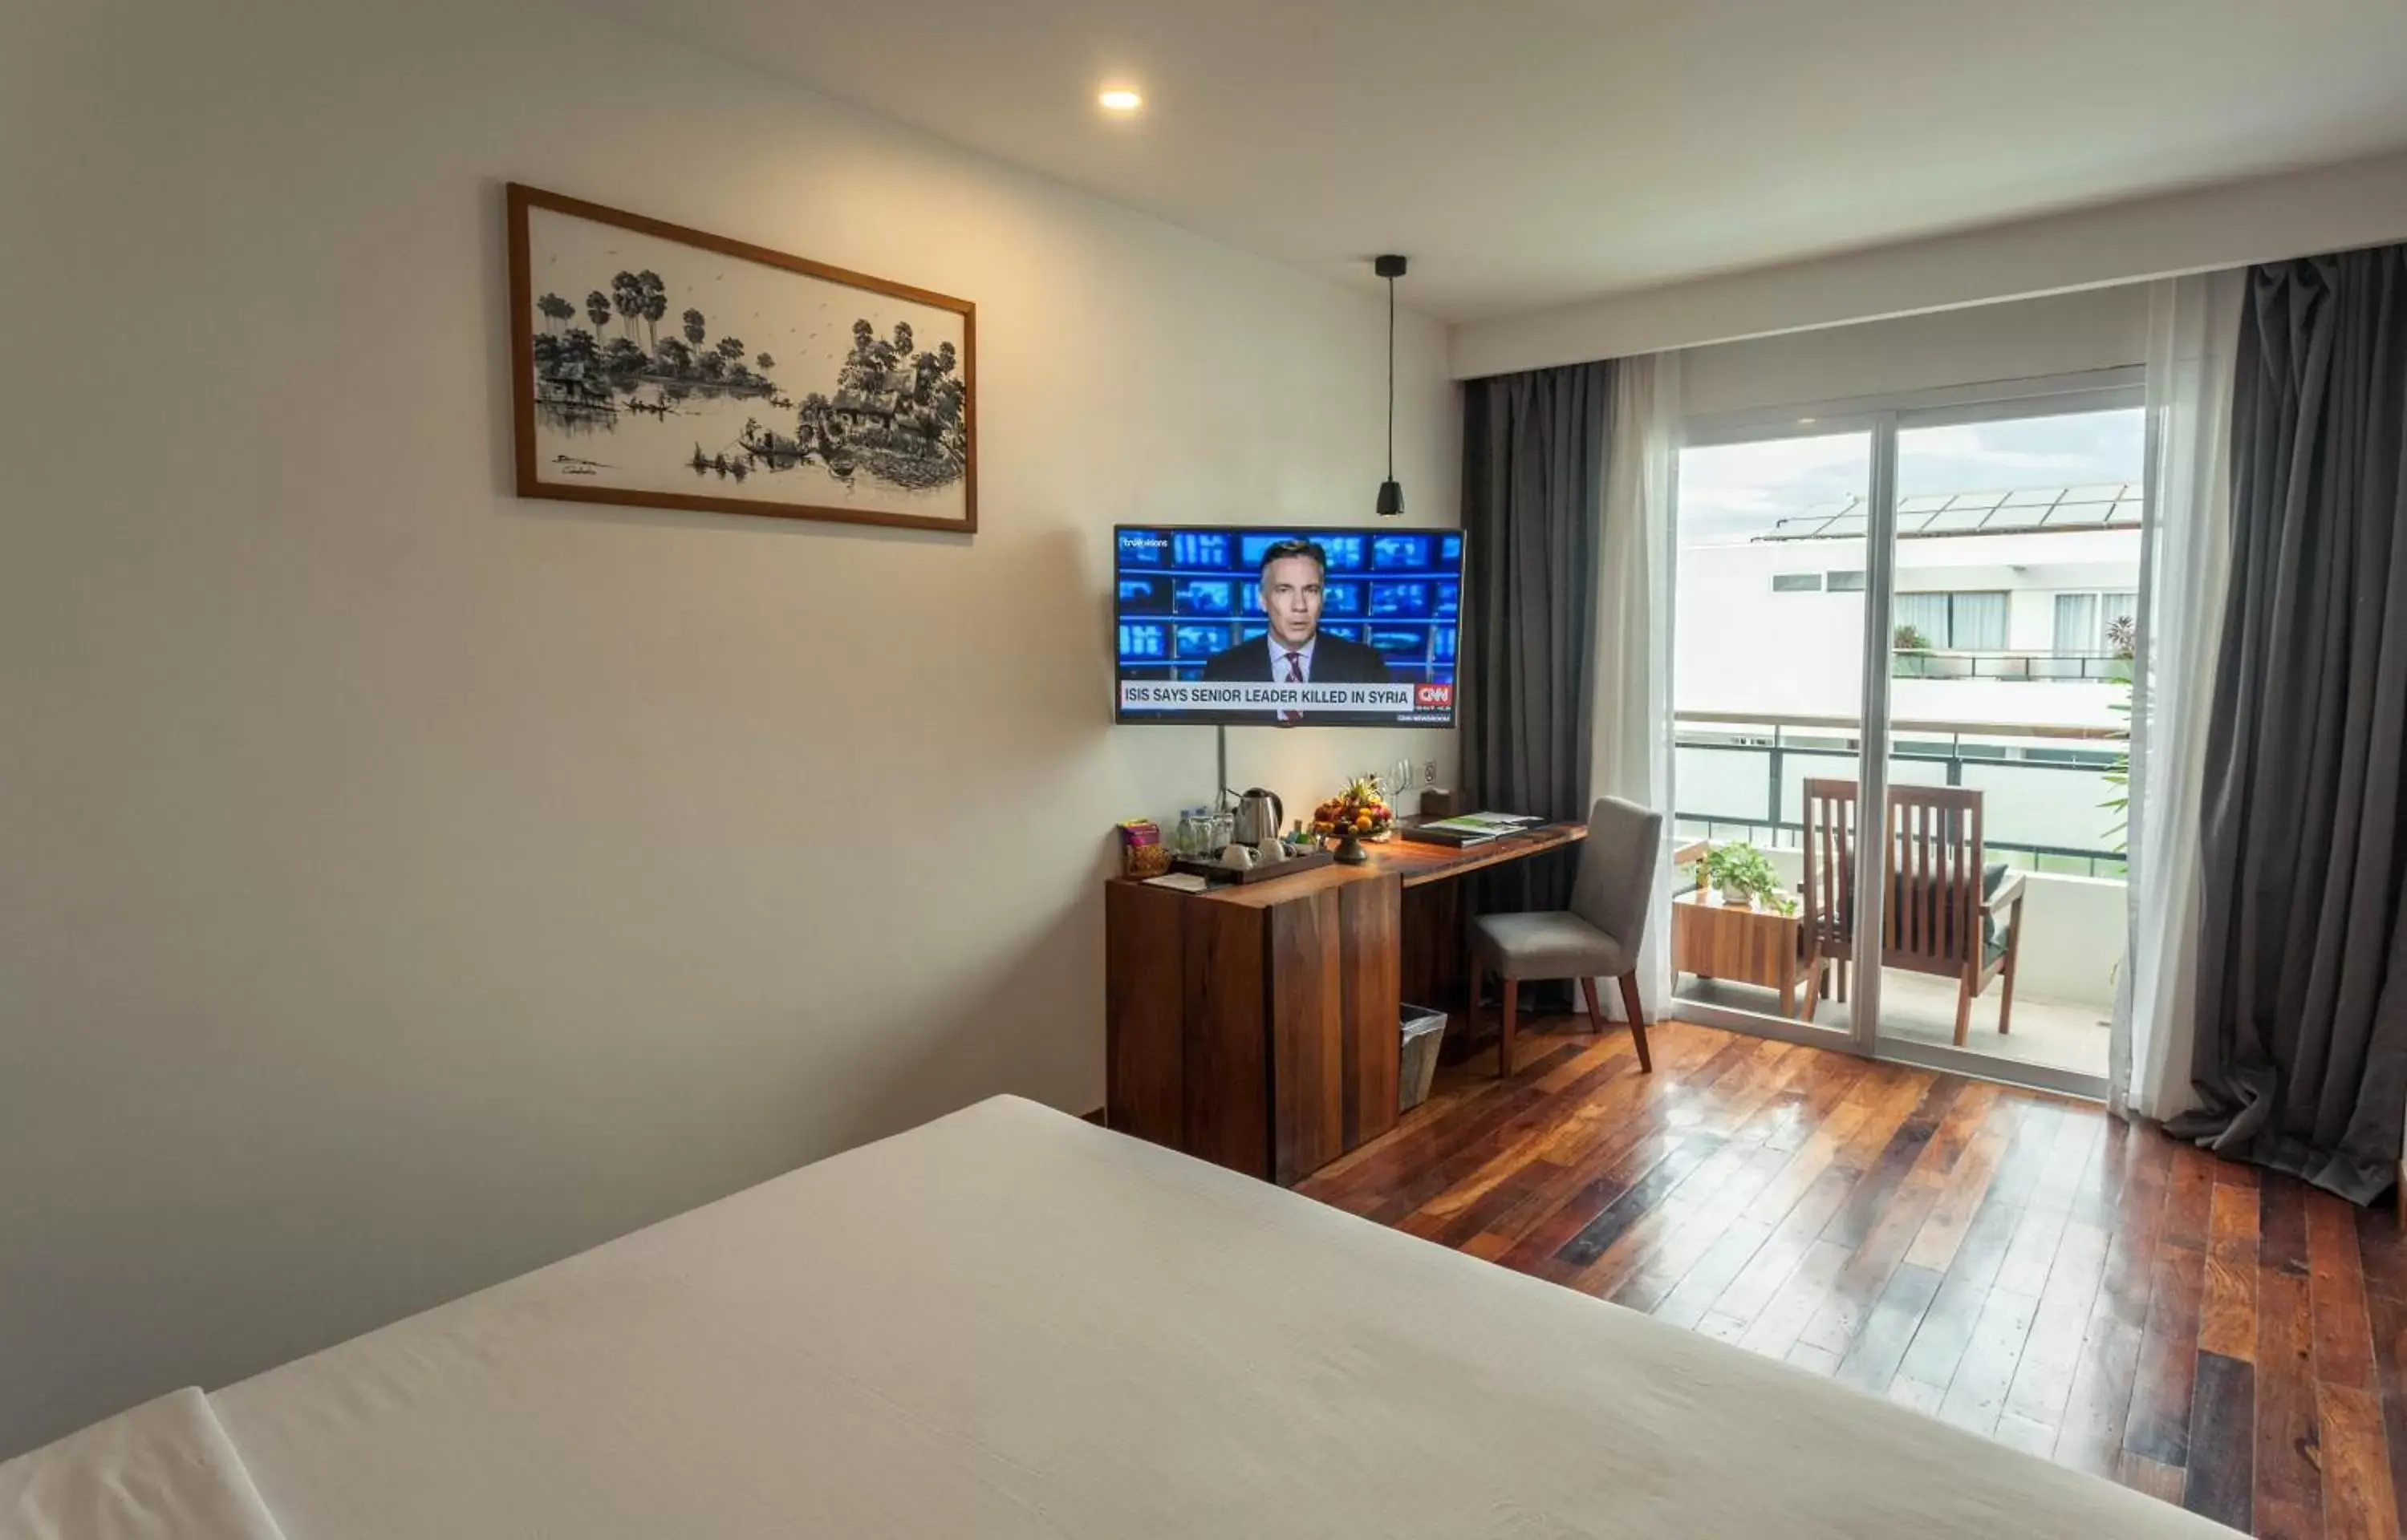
[1590,351,1682,1017]
[2113,270,2245,1120]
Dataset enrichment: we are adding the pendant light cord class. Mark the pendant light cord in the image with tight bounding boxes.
[1386,274,1396,480]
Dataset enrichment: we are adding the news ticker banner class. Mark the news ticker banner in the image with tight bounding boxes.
[1118,680,1452,714]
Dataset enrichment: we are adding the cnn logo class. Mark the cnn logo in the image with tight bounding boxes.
[1415,683,1454,709]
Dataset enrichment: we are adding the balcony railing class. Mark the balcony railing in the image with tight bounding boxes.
[1674,710,2127,878]
[1891,649,2133,683]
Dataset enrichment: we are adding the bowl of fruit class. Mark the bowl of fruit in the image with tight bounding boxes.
[1313,776,1394,865]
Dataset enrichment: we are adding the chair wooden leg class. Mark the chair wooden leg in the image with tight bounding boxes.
[1800,954,1824,1024]
[1616,971,1652,1073]
[1468,962,1483,1048]
[1997,898,2024,1035]
[1581,976,1606,1035]
[1499,975,1519,1079]
[1954,969,1974,1047]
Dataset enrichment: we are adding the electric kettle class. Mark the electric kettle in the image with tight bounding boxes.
[1229,788,1284,846]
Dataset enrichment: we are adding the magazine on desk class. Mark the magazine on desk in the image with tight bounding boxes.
[1403,813,1546,847]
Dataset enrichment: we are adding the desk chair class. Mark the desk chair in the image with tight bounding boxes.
[1471,796,1662,1077]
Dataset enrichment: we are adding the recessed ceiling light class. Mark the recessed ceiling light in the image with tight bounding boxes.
[1098,87,1143,113]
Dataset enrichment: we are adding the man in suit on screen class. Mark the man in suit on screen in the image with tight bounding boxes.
[1200,538,1394,689]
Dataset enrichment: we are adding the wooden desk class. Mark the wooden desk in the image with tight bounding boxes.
[1106,822,1584,1185]
[1670,888,1804,1016]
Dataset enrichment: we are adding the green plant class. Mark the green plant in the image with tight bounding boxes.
[1893,623,1932,652]
[1700,841,1785,907]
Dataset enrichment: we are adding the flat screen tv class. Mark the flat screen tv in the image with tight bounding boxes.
[1113,525,1463,727]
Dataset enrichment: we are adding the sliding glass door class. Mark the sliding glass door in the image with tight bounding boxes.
[1670,427,1872,1044]
[1870,403,2141,1088]
[1672,377,2141,1097]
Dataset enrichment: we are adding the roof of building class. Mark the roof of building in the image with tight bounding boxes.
[1758,483,2143,542]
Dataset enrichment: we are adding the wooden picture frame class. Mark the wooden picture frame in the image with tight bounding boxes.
[506,183,976,534]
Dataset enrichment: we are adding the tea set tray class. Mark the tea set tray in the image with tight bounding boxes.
[1169,848,1335,886]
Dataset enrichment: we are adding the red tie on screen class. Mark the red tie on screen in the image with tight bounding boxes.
[1281,650,1304,723]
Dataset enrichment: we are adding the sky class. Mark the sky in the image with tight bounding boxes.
[1677,407,2145,545]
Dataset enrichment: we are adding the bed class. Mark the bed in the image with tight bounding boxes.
[4,1095,2229,1538]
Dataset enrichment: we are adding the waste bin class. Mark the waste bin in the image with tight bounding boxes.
[1398,1004,1447,1113]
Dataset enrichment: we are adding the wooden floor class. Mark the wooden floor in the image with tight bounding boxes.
[1297,1015,2407,1538]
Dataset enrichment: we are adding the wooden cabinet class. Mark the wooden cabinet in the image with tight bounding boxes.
[1106,866,1401,1185]
[1105,825,1586,1186]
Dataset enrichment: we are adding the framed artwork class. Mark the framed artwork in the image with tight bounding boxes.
[506,183,976,534]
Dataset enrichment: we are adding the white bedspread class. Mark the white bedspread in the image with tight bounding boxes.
[0,1389,284,1540]
[185,1095,2228,1538]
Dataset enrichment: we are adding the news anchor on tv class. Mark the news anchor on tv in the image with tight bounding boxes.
[1201,538,1394,686]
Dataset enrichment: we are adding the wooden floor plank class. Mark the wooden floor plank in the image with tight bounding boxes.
[2359,1206,2407,1304]
[2361,1287,2407,1536]
[1293,1016,2407,1540]
[2186,1349,2257,1531]
[2003,1217,2110,1430]
[2202,1178,2266,1364]
[1833,1261,1944,1392]
[2163,1142,2218,1250]
[2323,1381,2403,1540]
[2119,1450,2189,1506]
[1701,1165,1858,1326]
[1935,1281,2042,1437]
[2055,1310,2146,1477]
[2254,1266,2324,1540]
[2311,1187,2381,1392]
[2125,1239,2210,1468]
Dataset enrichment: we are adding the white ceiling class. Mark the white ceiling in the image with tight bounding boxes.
[581,0,2407,323]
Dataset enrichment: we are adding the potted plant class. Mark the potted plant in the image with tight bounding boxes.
[1699,841,1789,913]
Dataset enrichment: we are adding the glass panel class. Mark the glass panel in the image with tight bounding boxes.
[1674,432,1869,1033]
[1882,407,2143,1080]
[1924,507,1991,533]
[1952,592,2007,650]
[1894,593,1950,649]
[2055,593,2099,653]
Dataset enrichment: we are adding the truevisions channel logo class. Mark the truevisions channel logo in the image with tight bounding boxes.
[1118,531,1170,554]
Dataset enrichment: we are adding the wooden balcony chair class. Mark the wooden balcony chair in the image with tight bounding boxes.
[1470,796,1662,1078]
[1798,778,2027,1044]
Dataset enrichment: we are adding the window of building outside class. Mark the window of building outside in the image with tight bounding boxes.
[1895,590,2007,650]
[2052,590,2139,654]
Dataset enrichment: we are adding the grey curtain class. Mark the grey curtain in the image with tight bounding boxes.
[2170,245,2407,1204]
[1459,360,1613,926]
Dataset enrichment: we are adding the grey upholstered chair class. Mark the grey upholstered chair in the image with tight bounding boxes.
[1470,796,1662,1078]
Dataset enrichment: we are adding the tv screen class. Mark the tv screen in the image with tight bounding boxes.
[1113,525,1463,727]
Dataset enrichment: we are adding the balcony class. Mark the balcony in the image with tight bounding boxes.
[1890,647,2133,684]
[1672,710,2122,1078]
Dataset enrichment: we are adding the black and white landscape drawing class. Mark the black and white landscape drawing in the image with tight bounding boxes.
[510,188,975,532]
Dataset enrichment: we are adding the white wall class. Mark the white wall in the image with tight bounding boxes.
[1453,146,2407,377]
[0,0,1458,1458]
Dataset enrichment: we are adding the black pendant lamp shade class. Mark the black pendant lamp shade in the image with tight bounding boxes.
[1375,253,1406,517]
